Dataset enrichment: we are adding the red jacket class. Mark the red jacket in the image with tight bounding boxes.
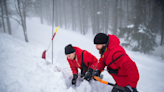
[96,34,139,88]
[67,47,98,75]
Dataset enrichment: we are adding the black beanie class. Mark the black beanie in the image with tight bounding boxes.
[65,44,75,55]
[94,33,108,44]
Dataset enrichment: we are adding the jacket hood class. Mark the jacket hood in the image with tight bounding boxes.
[107,34,120,50]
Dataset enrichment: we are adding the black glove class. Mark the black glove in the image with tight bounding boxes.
[124,85,134,92]
[93,69,101,81]
[80,69,86,78]
[94,69,101,76]
[84,68,93,81]
[72,74,78,85]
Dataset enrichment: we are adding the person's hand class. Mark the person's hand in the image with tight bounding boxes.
[93,69,101,80]
[84,68,93,81]
[80,70,86,78]
[94,70,101,76]
[72,74,78,85]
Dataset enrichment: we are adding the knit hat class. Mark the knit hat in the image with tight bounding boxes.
[65,44,75,55]
[94,33,108,44]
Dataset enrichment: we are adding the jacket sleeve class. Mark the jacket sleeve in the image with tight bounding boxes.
[113,52,139,88]
[96,55,106,72]
[67,58,78,75]
[83,51,98,70]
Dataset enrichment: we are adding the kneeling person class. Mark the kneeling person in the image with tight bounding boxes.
[65,44,98,86]
[93,33,139,92]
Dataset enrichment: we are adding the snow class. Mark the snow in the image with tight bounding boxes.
[97,11,101,15]
[151,35,164,56]
[138,25,146,33]
[0,17,164,92]
[127,24,134,28]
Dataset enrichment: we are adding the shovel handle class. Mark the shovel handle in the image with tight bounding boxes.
[94,76,125,91]
[94,76,109,85]
[94,76,115,86]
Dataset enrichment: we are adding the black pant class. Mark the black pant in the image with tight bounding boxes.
[111,87,124,92]
[111,86,138,92]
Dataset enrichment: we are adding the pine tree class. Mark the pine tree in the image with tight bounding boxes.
[118,0,157,53]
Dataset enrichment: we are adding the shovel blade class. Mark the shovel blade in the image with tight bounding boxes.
[42,50,46,59]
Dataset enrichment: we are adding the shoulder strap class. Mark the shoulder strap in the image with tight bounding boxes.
[81,50,88,71]
[107,54,124,67]
[82,50,85,63]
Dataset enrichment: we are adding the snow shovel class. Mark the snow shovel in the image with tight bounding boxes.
[42,26,59,59]
[94,76,125,91]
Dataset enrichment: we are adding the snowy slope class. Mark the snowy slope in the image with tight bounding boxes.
[0,33,73,92]
[0,17,164,92]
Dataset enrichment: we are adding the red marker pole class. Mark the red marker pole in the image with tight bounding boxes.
[42,26,59,60]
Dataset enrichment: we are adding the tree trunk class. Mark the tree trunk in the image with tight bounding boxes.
[96,0,100,33]
[71,0,75,31]
[78,0,82,33]
[45,0,49,25]
[82,0,85,34]
[63,0,67,29]
[23,0,28,42]
[113,0,118,35]
[0,18,1,28]
[58,0,62,27]
[127,0,129,25]
[23,15,28,42]
[47,0,51,25]
[55,0,58,26]
[0,0,6,33]
[143,0,146,25]
[161,11,164,46]
[17,0,28,42]
[4,0,11,34]
[40,0,43,24]
[90,0,94,34]
[49,0,52,25]
[93,0,98,34]
[81,0,85,34]
[119,0,122,28]
[149,0,151,19]
[85,1,88,33]
[92,0,96,34]
[102,1,105,33]
[104,0,109,34]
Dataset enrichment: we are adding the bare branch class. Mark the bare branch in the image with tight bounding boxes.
[0,15,22,25]
[14,0,20,17]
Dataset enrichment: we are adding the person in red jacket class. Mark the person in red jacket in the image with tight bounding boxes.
[65,44,98,86]
[93,33,139,92]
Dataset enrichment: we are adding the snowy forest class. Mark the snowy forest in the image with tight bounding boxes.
[0,0,164,92]
[0,0,164,54]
